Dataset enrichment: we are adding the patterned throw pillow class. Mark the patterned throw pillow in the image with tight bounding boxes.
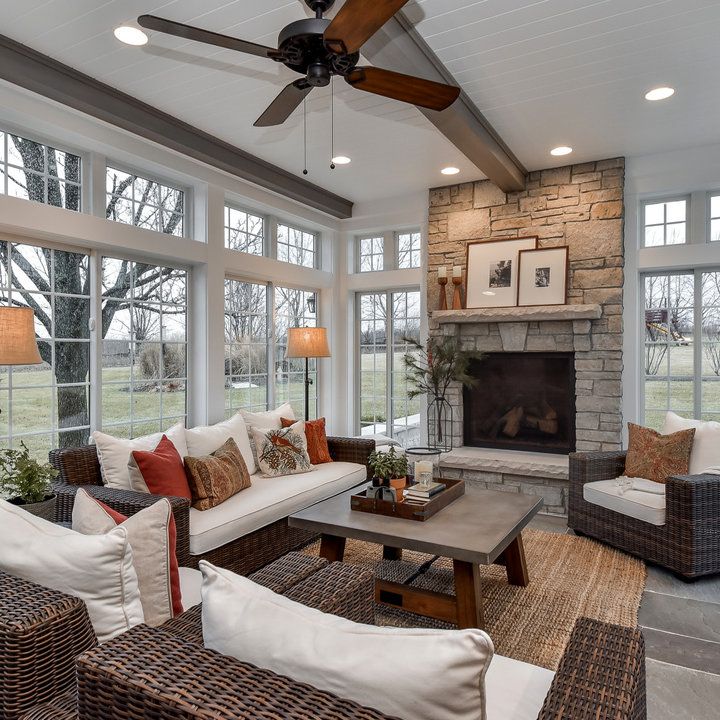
[184,438,252,511]
[252,421,313,477]
[624,422,696,484]
[281,416,333,465]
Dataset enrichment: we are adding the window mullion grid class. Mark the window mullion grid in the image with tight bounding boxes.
[694,269,704,419]
[267,282,276,410]
[386,291,393,439]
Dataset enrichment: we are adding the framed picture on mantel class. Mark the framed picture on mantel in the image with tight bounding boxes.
[517,246,569,307]
[465,236,537,308]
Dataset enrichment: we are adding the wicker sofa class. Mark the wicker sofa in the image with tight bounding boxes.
[2,555,646,720]
[569,450,720,579]
[49,436,374,576]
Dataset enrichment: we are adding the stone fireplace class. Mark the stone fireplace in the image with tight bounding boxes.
[426,158,625,515]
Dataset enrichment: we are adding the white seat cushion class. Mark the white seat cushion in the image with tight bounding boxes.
[485,654,554,720]
[583,477,666,526]
[179,566,203,609]
[189,462,367,555]
[662,411,720,475]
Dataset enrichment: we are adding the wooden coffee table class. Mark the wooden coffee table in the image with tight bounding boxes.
[289,485,543,629]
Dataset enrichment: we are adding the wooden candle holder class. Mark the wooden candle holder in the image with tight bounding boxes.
[452,276,464,310]
[437,277,448,311]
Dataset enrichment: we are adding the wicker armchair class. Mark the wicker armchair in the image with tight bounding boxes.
[49,436,374,575]
[2,552,374,720]
[569,451,720,579]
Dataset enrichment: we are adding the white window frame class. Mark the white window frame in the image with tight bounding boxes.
[0,126,83,212]
[396,230,422,269]
[105,162,191,239]
[354,229,422,273]
[276,221,319,269]
[223,202,267,256]
[356,234,385,273]
[641,195,691,248]
[708,191,720,243]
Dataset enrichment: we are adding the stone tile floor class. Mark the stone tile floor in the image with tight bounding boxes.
[529,514,720,720]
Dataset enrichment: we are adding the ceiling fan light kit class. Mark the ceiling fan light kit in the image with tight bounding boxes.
[137,0,460,132]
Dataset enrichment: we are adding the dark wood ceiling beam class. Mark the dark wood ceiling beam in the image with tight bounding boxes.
[0,34,354,219]
[361,13,527,192]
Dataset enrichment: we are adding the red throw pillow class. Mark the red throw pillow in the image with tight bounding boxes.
[129,434,192,499]
[94,497,183,617]
[281,417,333,465]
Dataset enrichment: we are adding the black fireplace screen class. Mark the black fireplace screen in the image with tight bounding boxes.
[463,352,576,454]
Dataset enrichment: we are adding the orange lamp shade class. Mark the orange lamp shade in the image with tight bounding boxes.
[0,307,43,365]
[285,327,331,358]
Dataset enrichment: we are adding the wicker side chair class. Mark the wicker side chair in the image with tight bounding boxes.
[49,436,374,576]
[569,451,720,579]
[74,615,645,720]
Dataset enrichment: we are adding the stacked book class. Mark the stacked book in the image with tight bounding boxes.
[403,481,446,505]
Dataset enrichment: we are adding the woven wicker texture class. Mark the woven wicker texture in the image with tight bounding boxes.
[0,571,95,720]
[50,436,374,575]
[569,451,720,578]
[304,528,646,670]
[76,625,395,720]
[18,689,77,720]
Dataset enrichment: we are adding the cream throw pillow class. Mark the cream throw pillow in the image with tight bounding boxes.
[240,402,295,430]
[201,562,493,720]
[252,421,312,477]
[72,488,178,627]
[185,412,256,475]
[662,411,720,475]
[0,499,144,643]
[93,422,188,492]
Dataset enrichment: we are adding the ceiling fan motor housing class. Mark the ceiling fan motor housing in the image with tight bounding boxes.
[278,18,358,84]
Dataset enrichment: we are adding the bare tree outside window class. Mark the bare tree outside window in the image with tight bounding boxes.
[225,206,264,255]
[277,224,316,268]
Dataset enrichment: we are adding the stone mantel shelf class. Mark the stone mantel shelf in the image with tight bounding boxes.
[432,304,602,325]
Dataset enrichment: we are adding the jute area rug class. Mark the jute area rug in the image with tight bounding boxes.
[303,529,646,670]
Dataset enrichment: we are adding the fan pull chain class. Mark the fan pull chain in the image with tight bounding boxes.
[330,77,335,170]
[302,97,308,176]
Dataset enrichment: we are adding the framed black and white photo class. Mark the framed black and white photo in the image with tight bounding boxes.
[517,246,569,306]
[465,236,537,308]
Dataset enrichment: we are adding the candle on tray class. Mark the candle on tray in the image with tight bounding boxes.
[453,265,462,278]
[414,460,434,488]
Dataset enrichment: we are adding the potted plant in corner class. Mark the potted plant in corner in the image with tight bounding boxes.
[0,441,59,520]
[403,336,484,452]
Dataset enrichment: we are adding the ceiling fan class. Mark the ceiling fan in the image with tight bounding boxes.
[138,0,461,128]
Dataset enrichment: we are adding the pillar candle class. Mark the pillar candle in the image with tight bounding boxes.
[438,266,447,279]
[453,265,462,278]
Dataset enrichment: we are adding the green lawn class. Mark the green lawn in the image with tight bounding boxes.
[360,351,421,425]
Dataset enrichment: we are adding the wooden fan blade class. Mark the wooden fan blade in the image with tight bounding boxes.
[324,0,410,55]
[346,67,460,111]
[254,79,313,127]
[137,15,281,59]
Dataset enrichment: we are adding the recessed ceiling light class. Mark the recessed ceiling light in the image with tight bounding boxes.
[114,25,148,46]
[331,155,351,165]
[550,146,573,157]
[441,166,460,176]
[645,86,675,101]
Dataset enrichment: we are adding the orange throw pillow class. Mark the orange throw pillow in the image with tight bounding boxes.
[624,422,695,484]
[129,434,192,499]
[282,416,333,465]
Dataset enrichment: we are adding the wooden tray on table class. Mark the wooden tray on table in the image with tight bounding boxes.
[350,479,465,522]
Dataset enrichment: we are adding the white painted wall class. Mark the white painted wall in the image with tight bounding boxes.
[0,81,428,439]
[623,142,720,431]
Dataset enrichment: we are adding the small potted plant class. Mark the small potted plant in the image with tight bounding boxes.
[389,448,409,496]
[0,442,59,520]
[368,446,408,500]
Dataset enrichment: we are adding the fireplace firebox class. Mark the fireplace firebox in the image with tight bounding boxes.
[463,352,576,454]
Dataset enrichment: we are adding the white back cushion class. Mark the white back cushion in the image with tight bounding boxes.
[201,562,494,720]
[72,489,176,627]
[185,412,255,474]
[93,422,188,491]
[240,402,295,430]
[0,499,144,643]
[662,411,720,474]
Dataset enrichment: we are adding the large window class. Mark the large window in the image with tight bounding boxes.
[101,258,188,438]
[643,198,687,247]
[106,166,185,237]
[0,241,90,459]
[397,231,421,269]
[643,270,720,428]
[277,224,316,268]
[225,206,264,255]
[710,194,720,242]
[0,131,81,211]
[224,280,268,415]
[358,236,384,272]
[358,290,421,446]
[224,281,319,419]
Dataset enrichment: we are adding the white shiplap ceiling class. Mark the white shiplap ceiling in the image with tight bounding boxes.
[2,0,720,204]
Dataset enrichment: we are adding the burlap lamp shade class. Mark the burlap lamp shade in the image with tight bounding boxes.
[285,327,331,421]
[0,307,43,365]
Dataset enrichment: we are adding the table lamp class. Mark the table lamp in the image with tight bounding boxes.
[286,327,331,421]
[0,307,43,417]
